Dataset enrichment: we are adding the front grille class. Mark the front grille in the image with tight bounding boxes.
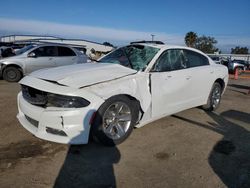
[22,85,47,106]
[25,115,39,128]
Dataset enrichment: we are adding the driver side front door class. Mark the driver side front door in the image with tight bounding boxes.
[150,49,193,118]
[25,46,57,73]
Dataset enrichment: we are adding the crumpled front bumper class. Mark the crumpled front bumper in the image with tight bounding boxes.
[17,92,96,144]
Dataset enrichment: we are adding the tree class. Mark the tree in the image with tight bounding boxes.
[185,32,198,48]
[231,46,249,54]
[103,42,114,47]
[195,35,219,53]
[184,32,220,53]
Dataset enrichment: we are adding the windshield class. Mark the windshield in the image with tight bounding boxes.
[15,45,36,55]
[99,45,160,71]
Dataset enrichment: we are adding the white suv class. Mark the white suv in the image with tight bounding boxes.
[0,44,88,82]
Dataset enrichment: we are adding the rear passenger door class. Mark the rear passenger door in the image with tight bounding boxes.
[184,49,215,105]
[54,46,77,67]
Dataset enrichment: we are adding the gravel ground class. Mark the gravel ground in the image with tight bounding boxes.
[0,78,249,188]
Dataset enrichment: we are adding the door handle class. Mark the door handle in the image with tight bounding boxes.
[186,76,192,80]
[210,71,214,74]
[165,75,172,80]
[49,57,53,60]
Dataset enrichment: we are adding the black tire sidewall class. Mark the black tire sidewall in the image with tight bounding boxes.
[3,67,22,82]
[92,95,139,146]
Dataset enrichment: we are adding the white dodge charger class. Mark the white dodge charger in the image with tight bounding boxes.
[17,43,228,146]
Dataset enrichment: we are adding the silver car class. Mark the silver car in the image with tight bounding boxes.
[228,60,248,74]
[0,44,88,82]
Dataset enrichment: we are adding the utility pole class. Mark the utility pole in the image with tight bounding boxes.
[151,34,155,41]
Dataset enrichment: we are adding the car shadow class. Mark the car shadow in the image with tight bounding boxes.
[54,142,120,188]
[54,110,121,188]
[228,84,250,95]
[173,110,250,188]
[221,110,250,124]
[228,84,250,90]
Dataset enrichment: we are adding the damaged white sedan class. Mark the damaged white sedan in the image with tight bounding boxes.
[17,43,228,146]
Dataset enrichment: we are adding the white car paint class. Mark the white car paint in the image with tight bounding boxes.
[17,44,229,144]
[31,63,137,88]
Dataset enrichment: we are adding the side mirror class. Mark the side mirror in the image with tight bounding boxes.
[28,52,36,58]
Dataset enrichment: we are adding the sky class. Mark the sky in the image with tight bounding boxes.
[0,0,250,52]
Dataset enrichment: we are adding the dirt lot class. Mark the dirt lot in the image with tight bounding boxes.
[0,78,249,188]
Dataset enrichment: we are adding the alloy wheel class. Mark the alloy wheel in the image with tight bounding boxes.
[102,102,132,140]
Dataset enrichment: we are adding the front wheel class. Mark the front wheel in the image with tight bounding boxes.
[202,82,222,111]
[3,67,22,82]
[92,96,139,146]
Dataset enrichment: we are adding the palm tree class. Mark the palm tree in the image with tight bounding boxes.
[185,32,198,48]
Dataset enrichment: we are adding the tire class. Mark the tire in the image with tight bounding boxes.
[202,82,222,111]
[3,66,22,82]
[92,95,139,146]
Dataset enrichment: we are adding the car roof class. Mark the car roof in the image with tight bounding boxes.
[131,43,207,55]
[35,43,74,48]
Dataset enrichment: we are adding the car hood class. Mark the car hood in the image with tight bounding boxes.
[29,63,137,88]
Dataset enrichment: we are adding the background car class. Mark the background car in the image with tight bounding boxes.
[228,59,249,74]
[17,43,228,146]
[210,56,222,64]
[0,44,88,82]
[0,46,15,58]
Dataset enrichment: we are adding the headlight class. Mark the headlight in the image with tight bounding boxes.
[47,93,90,108]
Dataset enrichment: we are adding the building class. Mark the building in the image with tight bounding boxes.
[208,53,250,62]
[0,35,114,57]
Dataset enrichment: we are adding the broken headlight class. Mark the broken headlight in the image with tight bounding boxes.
[47,94,90,108]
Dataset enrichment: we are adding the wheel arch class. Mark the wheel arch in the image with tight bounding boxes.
[214,78,225,91]
[90,93,141,145]
[93,94,143,126]
[104,94,142,121]
[2,64,24,76]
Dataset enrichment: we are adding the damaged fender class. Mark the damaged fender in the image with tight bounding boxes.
[86,72,152,113]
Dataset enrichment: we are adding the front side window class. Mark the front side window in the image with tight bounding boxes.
[99,45,160,71]
[152,49,187,72]
[58,46,76,56]
[31,46,57,57]
[184,50,209,67]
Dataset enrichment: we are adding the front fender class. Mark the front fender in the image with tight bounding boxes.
[86,73,151,112]
[0,61,25,75]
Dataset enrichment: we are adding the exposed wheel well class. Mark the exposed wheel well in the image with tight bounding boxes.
[214,78,225,91]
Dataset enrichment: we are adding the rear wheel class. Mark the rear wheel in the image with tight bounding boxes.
[3,66,22,82]
[92,95,139,146]
[202,82,222,111]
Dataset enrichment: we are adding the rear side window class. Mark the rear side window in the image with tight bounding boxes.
[32,46,57,57]
[184,50,209,68]
[58,47,76,56]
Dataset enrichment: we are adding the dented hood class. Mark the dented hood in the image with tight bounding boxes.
[29,63,137,88]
